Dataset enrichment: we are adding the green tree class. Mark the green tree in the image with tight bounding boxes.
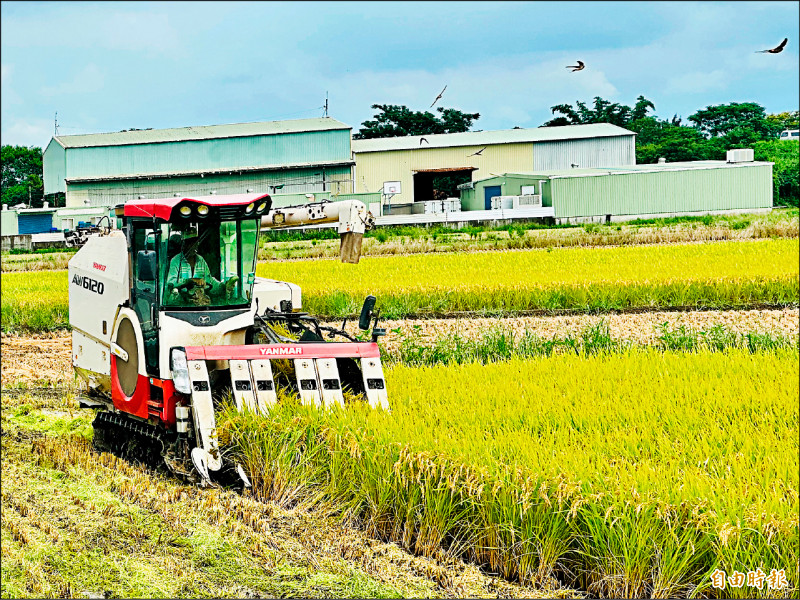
[542,95,656,127]
[687,102,779,139]
[635,125,725,163]
[1,145,45,208]
[766,111,800,132]
[753,140,800,207]
[353,105,480,139]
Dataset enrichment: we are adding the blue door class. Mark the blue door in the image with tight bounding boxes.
[484,186,502,210]
[18,213,53,234]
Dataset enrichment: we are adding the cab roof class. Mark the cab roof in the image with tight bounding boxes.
[123,192,271,220]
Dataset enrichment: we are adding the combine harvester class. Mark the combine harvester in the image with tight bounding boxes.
[69,193,388,485]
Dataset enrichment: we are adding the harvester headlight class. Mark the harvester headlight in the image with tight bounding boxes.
[179,206,192,217]
[197,204,209,216]
[245,202,255,214]
[256,201,268,213]
[170,348,192,394]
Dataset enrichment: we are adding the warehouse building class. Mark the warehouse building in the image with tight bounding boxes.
[459,153,773,223]
[43,118,355,209]
[351,123,635,209]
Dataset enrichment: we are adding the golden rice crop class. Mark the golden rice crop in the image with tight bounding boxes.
[259,238,800,317]
[2,239,798,331]
[219,348,799,597]
[1,271,69,331]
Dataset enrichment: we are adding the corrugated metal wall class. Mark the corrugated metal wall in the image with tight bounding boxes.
[65,166,353,207]
[533,136,635,170]
[552,164,773,218]
[64,129,352,180]
[354,143,534,204]
[43,140,67,194]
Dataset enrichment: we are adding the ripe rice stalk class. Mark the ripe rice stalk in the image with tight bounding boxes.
[3,239,798,331]
[218,348,798,597]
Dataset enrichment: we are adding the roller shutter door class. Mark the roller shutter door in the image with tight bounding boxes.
[18,213,53,234]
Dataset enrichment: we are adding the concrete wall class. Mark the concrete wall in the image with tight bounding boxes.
[1,234,32,251]
[1,209,19,236]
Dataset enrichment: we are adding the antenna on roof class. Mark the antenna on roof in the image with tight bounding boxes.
[54,112,59,135]
[323,92,328,117]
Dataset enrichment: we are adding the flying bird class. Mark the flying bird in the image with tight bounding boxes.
[566,60,585,72]
[420,137,429,145]
[430,85,447,108]
[756,38,788,54]
[467,147,487,157]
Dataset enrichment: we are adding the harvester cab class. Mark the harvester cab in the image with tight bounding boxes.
[69,192,387,484]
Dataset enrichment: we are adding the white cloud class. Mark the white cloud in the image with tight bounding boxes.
[40,64,105,97]
[0,63,22,108]
[2,8,181,55]
[0,118,55,148]
[666,70,729,95]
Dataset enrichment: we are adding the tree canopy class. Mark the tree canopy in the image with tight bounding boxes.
[353,104,480,139]
[687,102,778,138]
[540,96,798,206]
[542,95,656,127]
[1,145,44,208]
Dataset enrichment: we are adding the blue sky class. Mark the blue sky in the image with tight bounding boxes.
[1,1,798,149]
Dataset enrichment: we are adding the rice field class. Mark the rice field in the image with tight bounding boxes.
[261,238,799,317]
[2,234,799,597]
[219,347,799,598]
[2,238,798,331]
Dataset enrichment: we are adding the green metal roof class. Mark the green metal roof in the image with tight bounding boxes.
[351,123,635,153]
[52,117,351,148]
[495,160,774,180]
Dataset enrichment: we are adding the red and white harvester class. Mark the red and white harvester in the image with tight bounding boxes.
[69,193,387,484]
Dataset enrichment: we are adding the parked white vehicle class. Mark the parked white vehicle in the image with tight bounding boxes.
[779,129,799,141]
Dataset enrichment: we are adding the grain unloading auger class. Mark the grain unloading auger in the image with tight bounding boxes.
[68,192,388,485]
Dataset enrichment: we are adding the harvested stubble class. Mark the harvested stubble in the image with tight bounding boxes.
[260,238,800,318]
[373,307,800,357]
[2,239,798,331]
[3,314,798,391]
[219,348,799,598]
[1,422,560,599]
[1,251,74,272]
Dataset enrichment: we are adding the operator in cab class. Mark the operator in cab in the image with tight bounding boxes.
[166,227,238,306]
